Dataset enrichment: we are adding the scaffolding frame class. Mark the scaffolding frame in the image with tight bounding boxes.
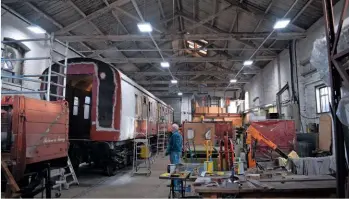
[322,0,349,197]
[1,33,69,100]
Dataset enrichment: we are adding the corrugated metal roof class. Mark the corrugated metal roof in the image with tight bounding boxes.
[1,0,334,90]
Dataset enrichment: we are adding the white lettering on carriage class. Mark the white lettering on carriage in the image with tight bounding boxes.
[43,137,66,144]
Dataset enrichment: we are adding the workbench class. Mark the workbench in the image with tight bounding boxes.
[159,171,191,198]
[192,174,336,198]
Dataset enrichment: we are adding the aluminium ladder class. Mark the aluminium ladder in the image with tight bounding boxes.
[132,118,152,176]
[156,121,167,157]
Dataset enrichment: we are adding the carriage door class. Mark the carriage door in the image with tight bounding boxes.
[67,87,92,139]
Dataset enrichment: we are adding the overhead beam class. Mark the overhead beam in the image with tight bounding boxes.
[55,32,306,42]
[180,13,262,49]
[55,0,130,34]
[137,80,249,84]
[211,0,218,26]
[146,86,241,91]
[224,0,305,32]
[67,0,132,68]
[78,47,284,53]
[102,56,275,63]
[25,2,63,29]
[182,5,233,33]
[126,70,258,76]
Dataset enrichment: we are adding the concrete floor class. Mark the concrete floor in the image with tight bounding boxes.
[60,156,174,198]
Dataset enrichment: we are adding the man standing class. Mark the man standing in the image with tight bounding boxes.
[165,123,183,193]
[166,123,183,164]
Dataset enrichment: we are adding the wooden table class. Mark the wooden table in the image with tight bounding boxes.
[159,172,191,198]
[193,174,336,198]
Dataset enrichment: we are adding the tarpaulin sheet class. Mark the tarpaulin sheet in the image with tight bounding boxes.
[250,120,296,159]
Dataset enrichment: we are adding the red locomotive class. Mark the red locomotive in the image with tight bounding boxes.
[42,58,174,175]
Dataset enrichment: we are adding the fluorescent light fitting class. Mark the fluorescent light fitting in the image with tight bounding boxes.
[199,50,207,54]
[253,108,259,111]
[243,60,253,66]
[27,25,46,34]
[171,79,178,84]
[161,62,170,68]
[178,92,183,96]
[273,19,290,29]
[230,79,237,83]
[199,39,208,44]
[137,22,153,32]
[265,103,273,107]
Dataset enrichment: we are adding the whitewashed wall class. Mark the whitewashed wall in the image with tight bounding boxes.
[1,8,81,98]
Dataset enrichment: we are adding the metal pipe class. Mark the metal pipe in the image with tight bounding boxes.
[1,57,50,61]
[1,75,48,84]
[2,38,50,43]
[46,34,54,101]
[2,91,46,95]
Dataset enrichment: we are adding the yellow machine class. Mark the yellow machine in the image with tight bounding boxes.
[203,129,214,173]
[246,125,288,168]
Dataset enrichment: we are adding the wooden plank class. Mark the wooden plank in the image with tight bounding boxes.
[319,114,332,151]
[1,161,20,193]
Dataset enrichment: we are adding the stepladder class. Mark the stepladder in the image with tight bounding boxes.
[132,118,152,176]
[53,157,79,191]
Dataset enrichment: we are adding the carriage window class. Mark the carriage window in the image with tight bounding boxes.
[84,96,91,119]
[73,97,79,116]
[148,102,151,117]
[135,94,138,115]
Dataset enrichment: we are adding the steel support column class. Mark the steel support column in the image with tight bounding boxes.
[322,0,349,197]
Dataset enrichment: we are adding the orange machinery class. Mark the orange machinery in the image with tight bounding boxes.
[246,125,288,168]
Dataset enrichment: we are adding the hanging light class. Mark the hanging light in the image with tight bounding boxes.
[243,60,253,66]
[273,19,290,29]
[230,79,237,83]
[161,62,170,68]
[27,25,46,34]
[137,22,153,32]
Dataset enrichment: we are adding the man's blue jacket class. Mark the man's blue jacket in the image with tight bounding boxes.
[166,130,183,153]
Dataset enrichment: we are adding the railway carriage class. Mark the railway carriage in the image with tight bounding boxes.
[42,58,174,175]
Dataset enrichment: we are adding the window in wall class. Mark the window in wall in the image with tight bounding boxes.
[245,92,249,110]
[84,96,91,119]
[316,86,331,113]
[186,39,208,55]
[1,43,26,84]
[73,97,79,116]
